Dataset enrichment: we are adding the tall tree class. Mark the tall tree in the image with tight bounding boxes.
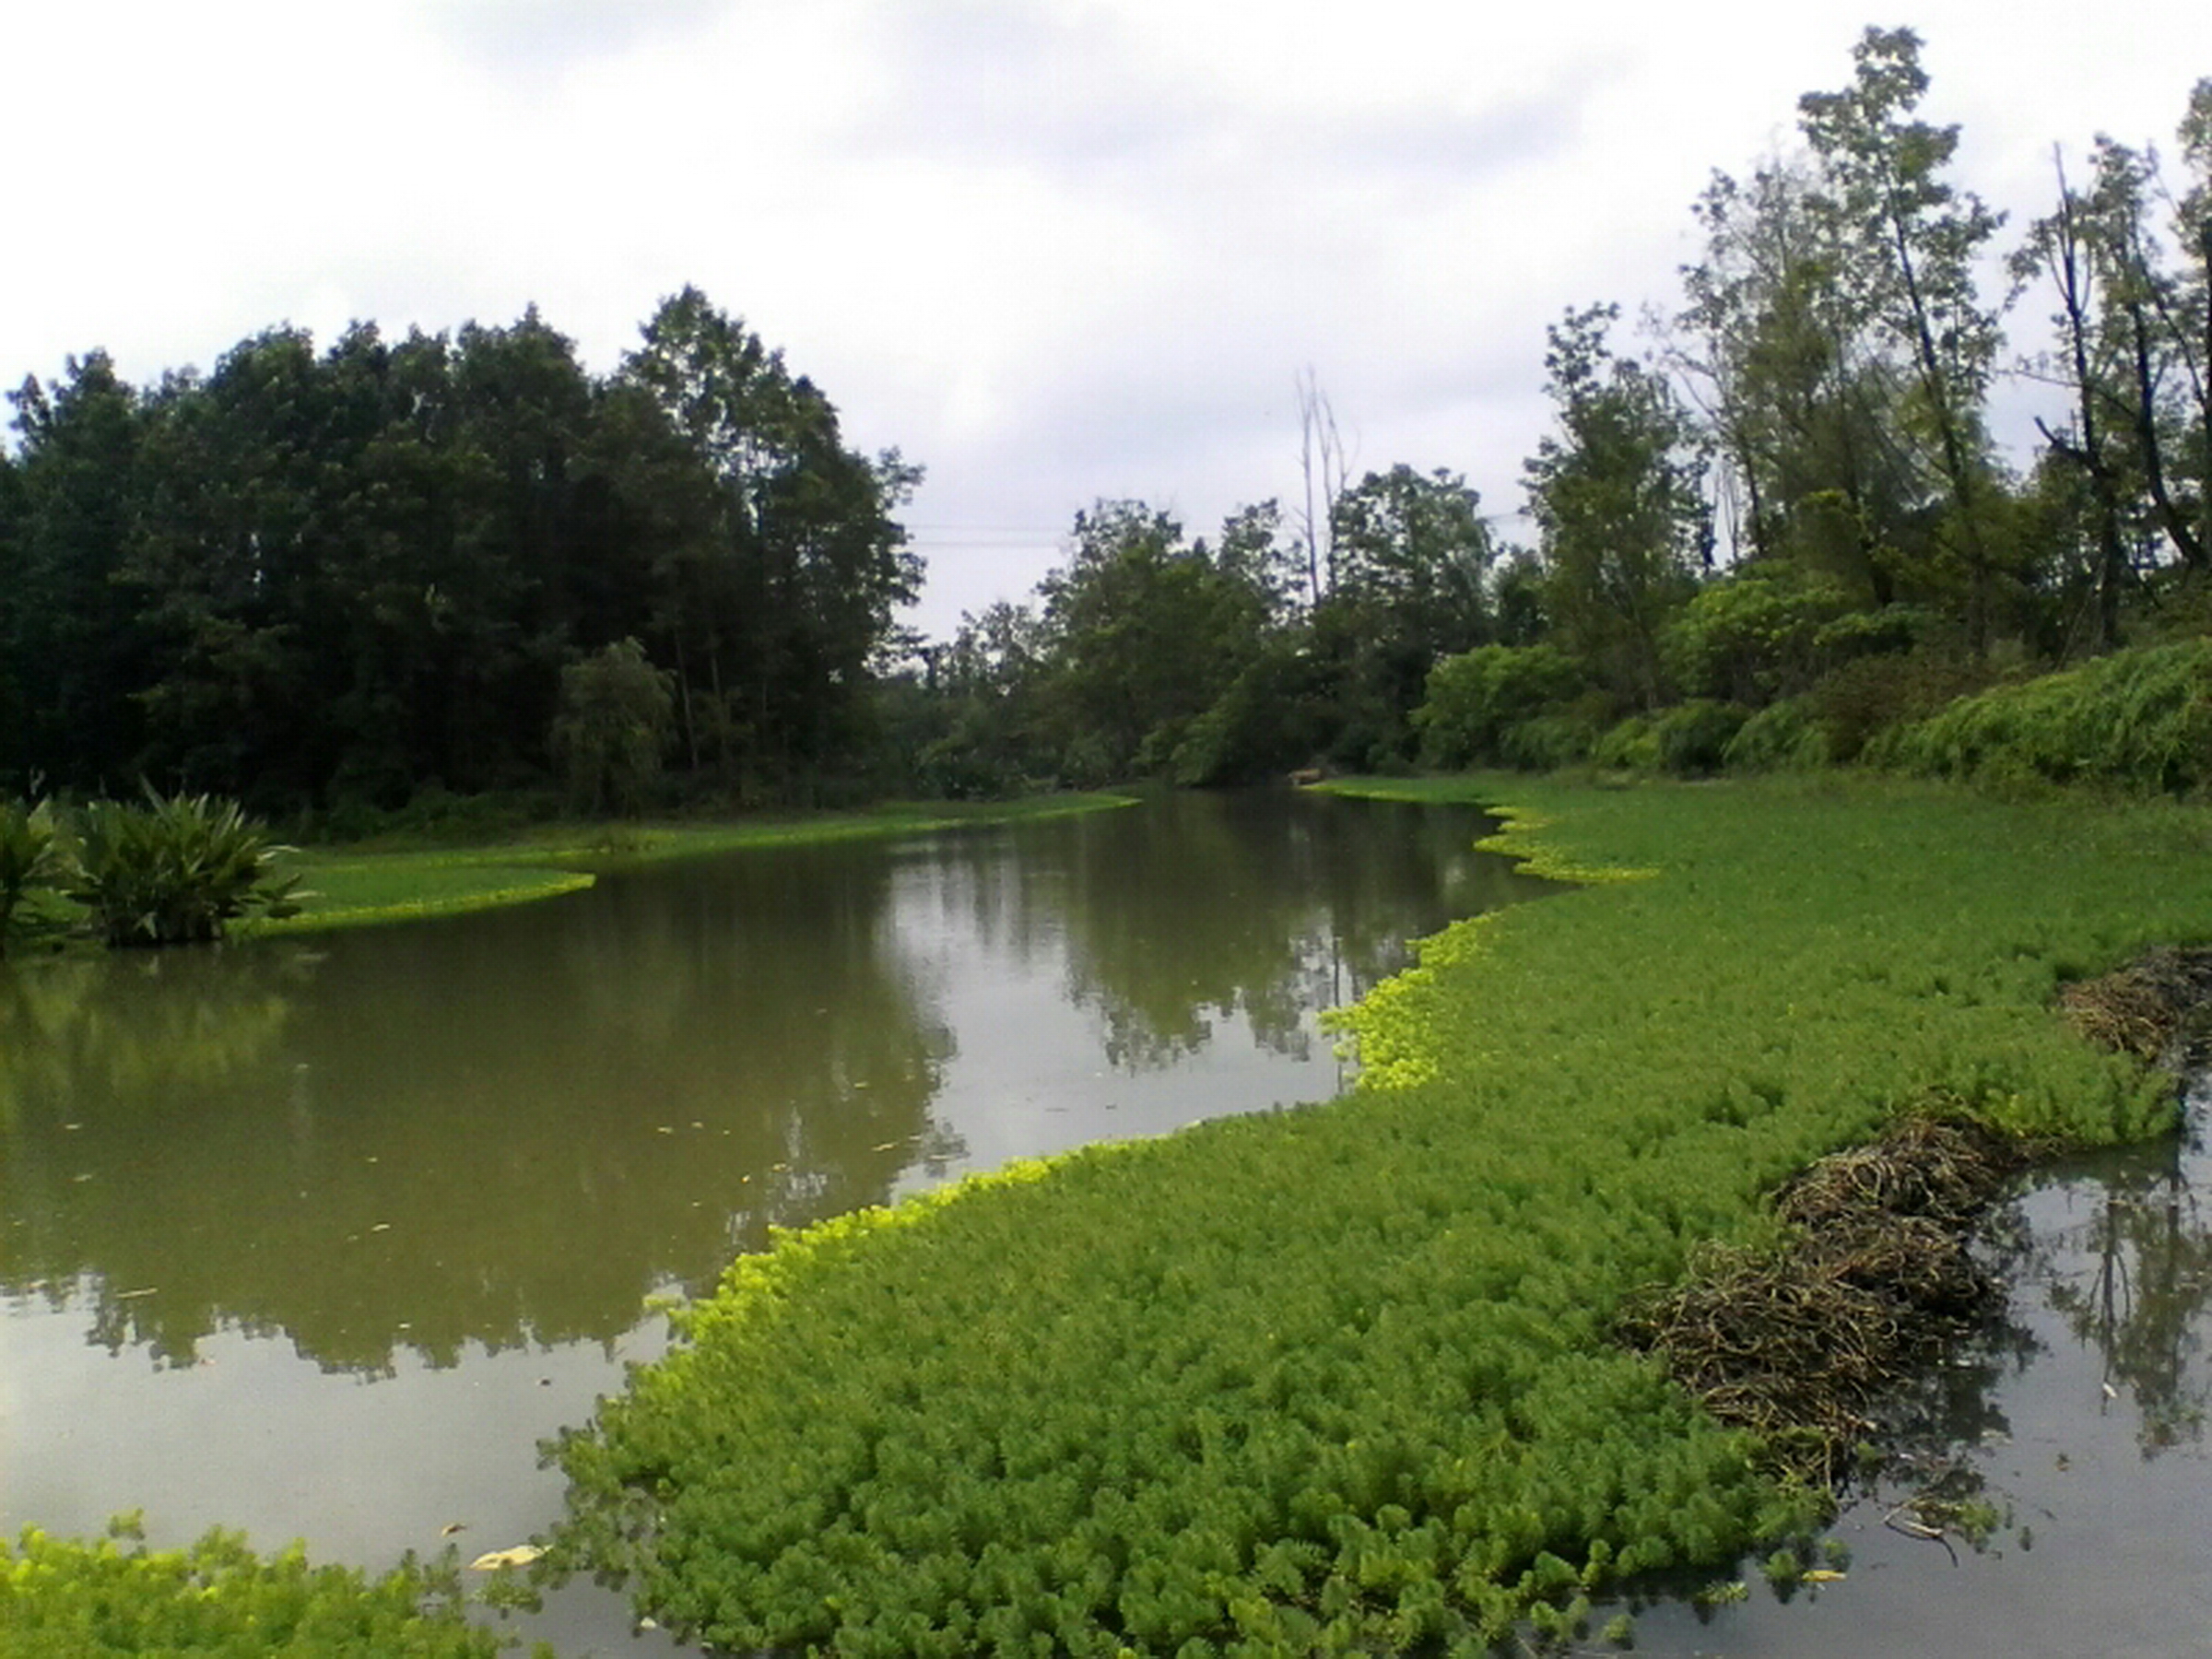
[1524,305,1711,710]
[1799,27,2007,645]
[618,287,922,797]
[6,352,154,789]
[1035,501,1265,781]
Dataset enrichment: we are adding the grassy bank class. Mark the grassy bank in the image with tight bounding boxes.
[549,774,2207,1654]
[255,794,1137,935]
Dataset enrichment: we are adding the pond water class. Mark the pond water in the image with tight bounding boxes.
[1629,1085,2212,1659]
[0,789,1550,1654]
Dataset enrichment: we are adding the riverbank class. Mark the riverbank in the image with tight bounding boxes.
[253,793,1138,935]
[547,771,2209,1653]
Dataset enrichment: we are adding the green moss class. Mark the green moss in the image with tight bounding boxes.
[551,774,2204,1653]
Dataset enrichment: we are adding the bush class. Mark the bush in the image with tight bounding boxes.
[1500,712,1598,771]
[1653,701,1751,777]
[1415,645,1584,768]
[0,798,62,953]
[1592,713,1663,771]
[1868,639,2212,796]
[1722,700,1830,773]
[1803,647,1994,763]
[1664,571,1852,703]
[64,789,302,947]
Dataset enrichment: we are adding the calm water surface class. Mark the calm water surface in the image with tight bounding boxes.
[0,790,1547,1653]
[13,791,2202,1656]
[1629,1088,2212,1659]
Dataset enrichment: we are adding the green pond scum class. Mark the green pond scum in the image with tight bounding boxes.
[546,773,2204,1655]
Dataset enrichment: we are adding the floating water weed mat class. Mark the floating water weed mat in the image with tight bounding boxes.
[550,776,2208,1654]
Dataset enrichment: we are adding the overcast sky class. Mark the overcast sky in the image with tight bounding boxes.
[6,1,2207,637]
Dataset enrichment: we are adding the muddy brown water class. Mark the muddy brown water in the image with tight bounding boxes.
[7,791,2206,1655]
[0,790,1549,1653]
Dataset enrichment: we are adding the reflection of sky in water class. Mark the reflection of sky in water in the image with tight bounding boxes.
[1628,1088,2212,1658]
[0,792,1536,1654]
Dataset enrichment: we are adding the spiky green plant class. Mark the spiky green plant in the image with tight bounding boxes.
[0,798,63,954]
[64,788,303,947]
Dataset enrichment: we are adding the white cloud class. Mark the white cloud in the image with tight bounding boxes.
[6,0,2207,635]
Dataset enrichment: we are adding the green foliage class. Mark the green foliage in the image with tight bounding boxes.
[554,775,2194,1653]
[64,789,302,947]
[1590,702,1750,777]
[1525,304,1710,710]
[1868,639,2212,794]
[1416,644,1584,768]
[549,638,676,816]
[1802,644,1993,762]
[0,796,62,950]
[1654,700,1752,777]
[0,1517,531,1656]
[1721,700,1830,773]
[1663,571,1853,703]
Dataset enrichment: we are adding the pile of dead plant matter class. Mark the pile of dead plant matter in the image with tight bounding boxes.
[1617,1114,2025,1480]
[2057,946,2212,1064]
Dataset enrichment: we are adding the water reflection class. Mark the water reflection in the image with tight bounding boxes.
[0,792,1545,1384]
[1629,1093,2212,1656]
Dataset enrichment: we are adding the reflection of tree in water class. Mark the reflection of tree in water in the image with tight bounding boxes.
[2040,1136,2212,1453]
[0,843,959,1375]
[1008,792,1552,1071]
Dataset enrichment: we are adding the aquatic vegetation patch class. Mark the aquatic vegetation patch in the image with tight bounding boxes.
[551,775,2206,1654]
[0,1516,539,1656]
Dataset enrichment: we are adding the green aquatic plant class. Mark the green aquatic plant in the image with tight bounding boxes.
[63,788,303,947]
[0,1515,540,1656]
[0,797,63,952]
[550,775,2201,1653]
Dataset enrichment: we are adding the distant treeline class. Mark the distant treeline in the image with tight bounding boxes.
[0,287,919,816]
[909,32,2212,796]
[6,31,2209,820]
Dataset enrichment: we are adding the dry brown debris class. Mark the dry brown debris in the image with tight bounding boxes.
[2057,946,2212,1062]
[1617,1116,2023,1480]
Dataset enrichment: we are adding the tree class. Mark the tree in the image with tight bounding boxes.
[1677,158,1924,606]
[619,287,922,797]
[1035,501,1265,781]
[1798,27,2008,646]
[551,638,677,815]
[1524,305,1711,710]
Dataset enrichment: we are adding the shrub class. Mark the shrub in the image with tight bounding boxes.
[1803,646,1993,763]
[1591,714,1662,771]
[1653,700,1751,777]
[1722,700,1829,773]
[1500,712,1598,771]
[1868,639,2212,796]
[64,789,302,947]
[1415,645,1584,768]
[0,798,62,953]
[1663,571,1852,703]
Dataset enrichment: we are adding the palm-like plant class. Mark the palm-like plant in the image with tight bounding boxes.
[65,788,303,947]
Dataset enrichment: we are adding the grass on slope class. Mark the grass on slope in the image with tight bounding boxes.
[548,775,2206,1655]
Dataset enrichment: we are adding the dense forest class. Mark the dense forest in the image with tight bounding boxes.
[4,29,2207,820]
